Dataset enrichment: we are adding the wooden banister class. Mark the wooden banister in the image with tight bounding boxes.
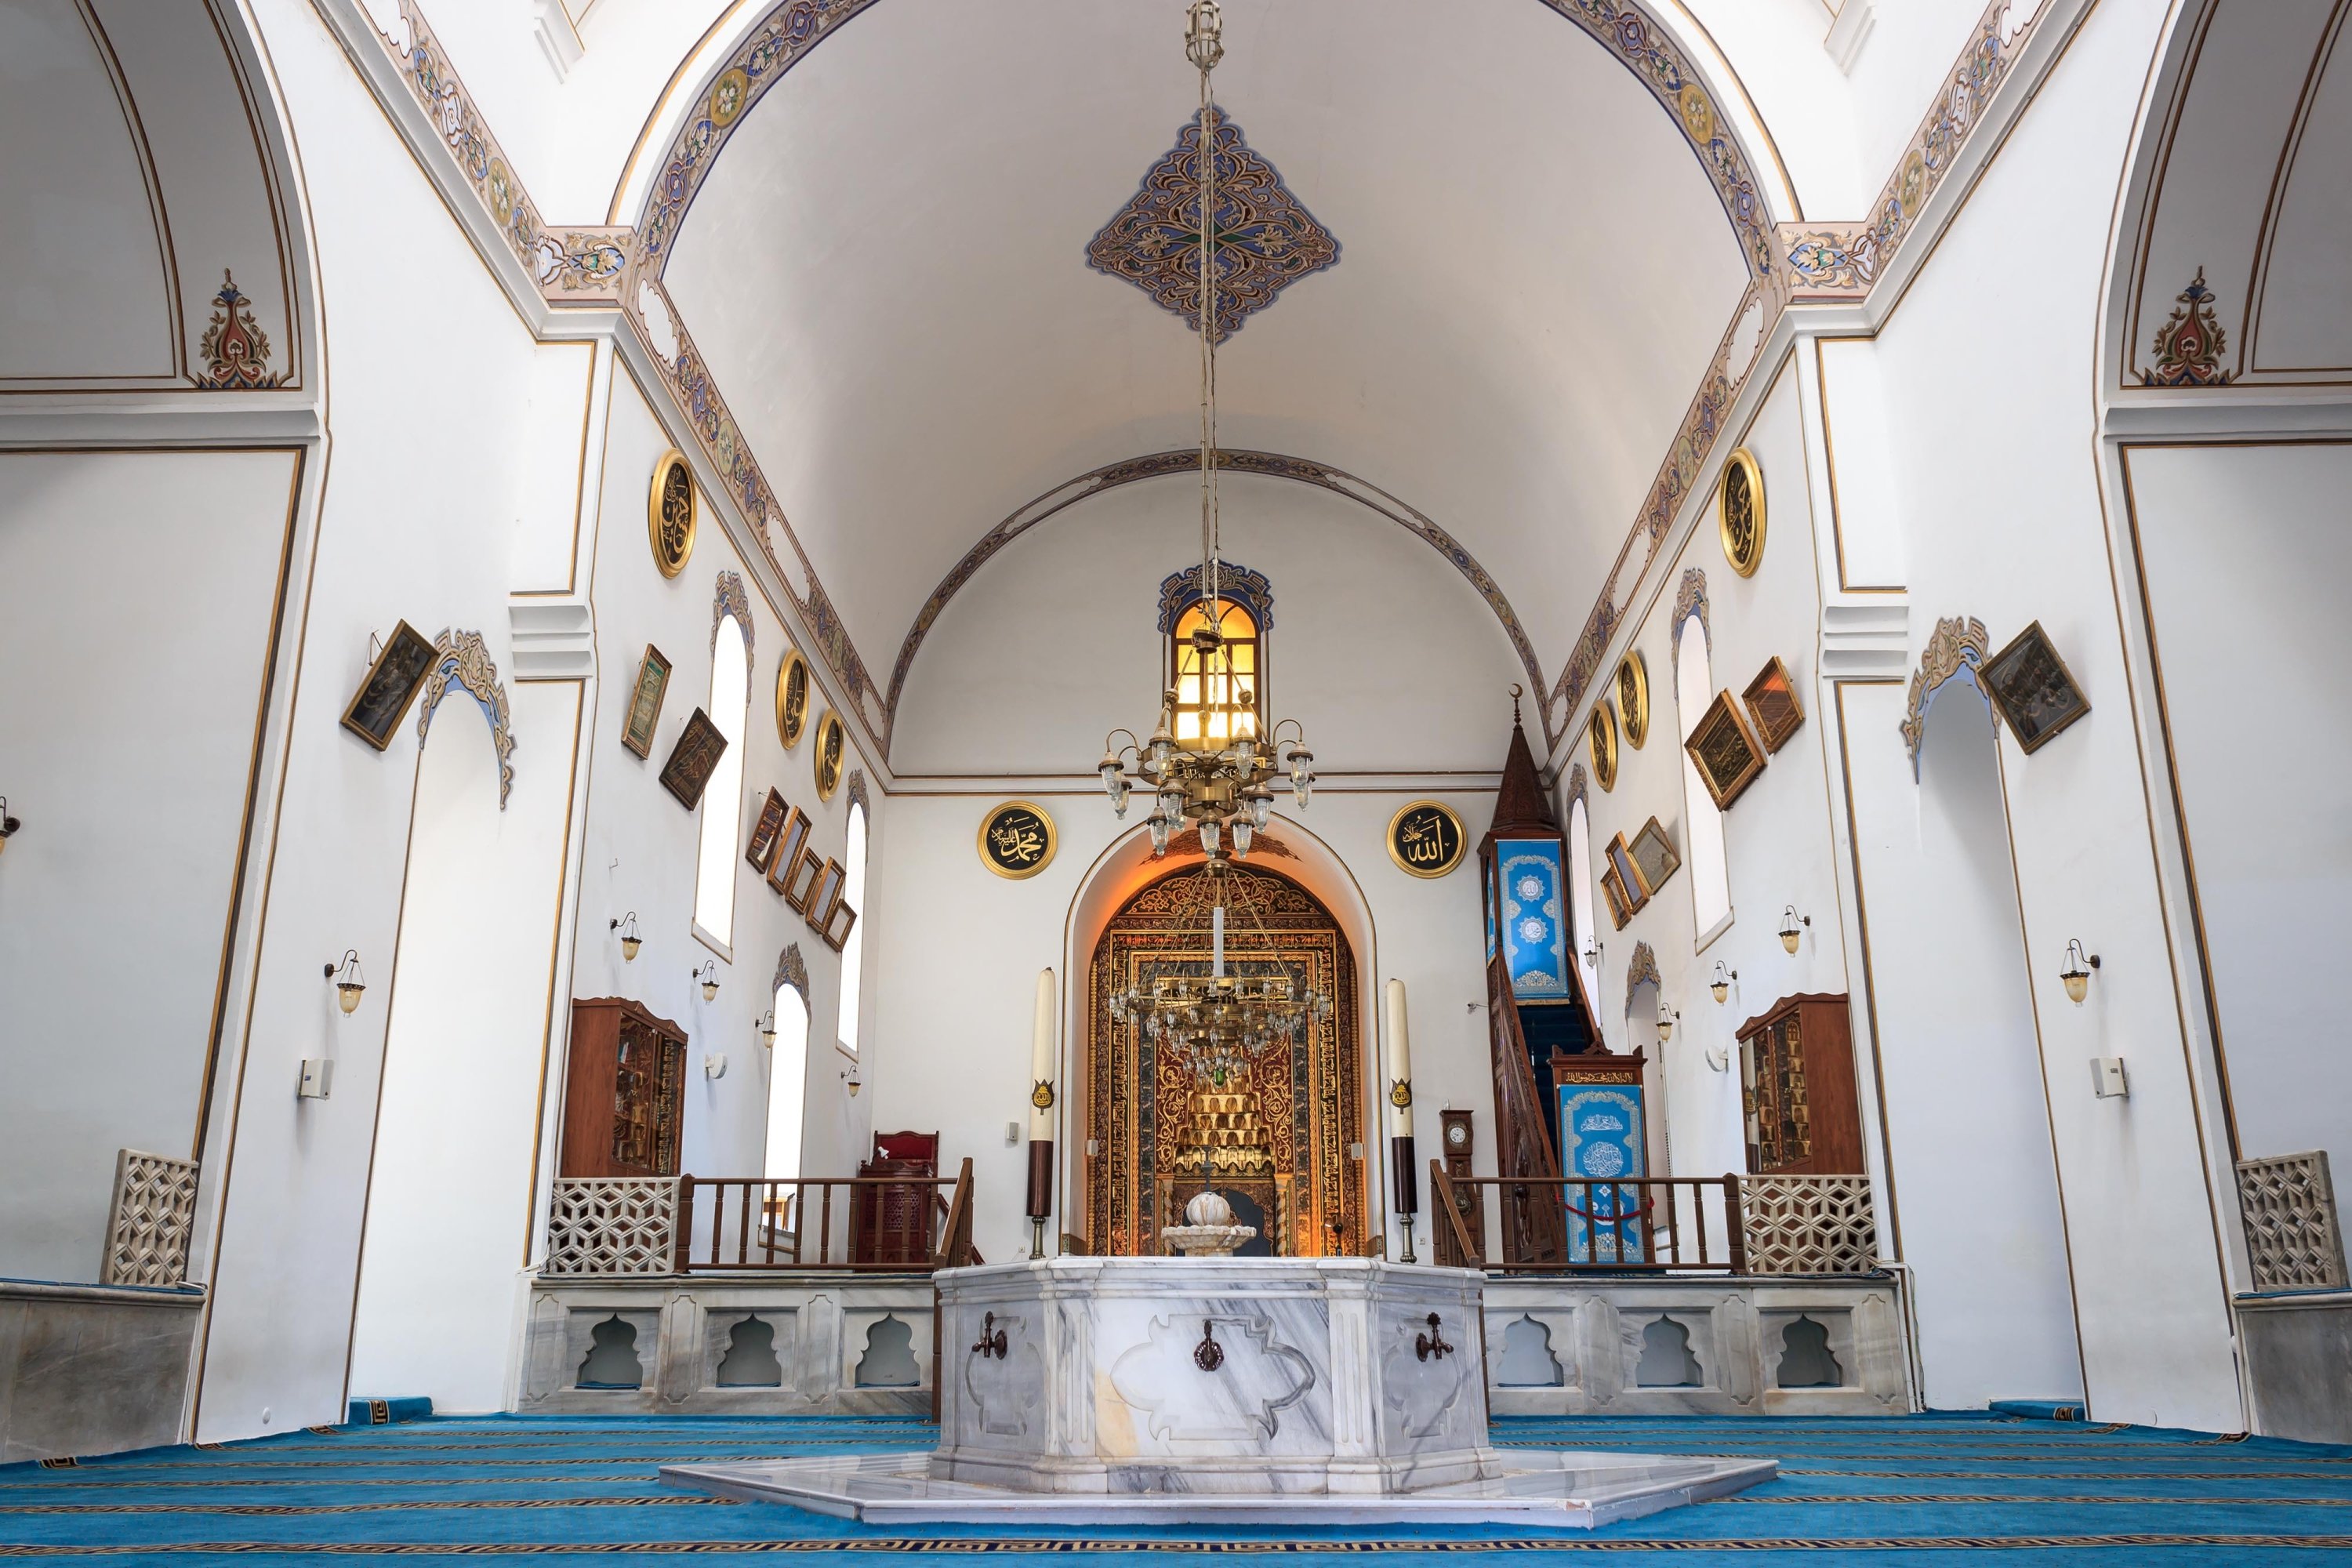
[1431,1159,1484,1268]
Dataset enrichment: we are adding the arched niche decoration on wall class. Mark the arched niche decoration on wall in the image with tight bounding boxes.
[845,769,869,818]
[711,570,755,679]
[1674,568,1710,655]
[1900,616,1991,779]
[416,630,516,808]
[772,942,809,1009]
[1562,761,1588,817]
[1156,560,1274,633]
[1624,940,1661,1017]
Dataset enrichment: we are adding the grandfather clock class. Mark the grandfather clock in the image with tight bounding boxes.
[1432,1109,1484,1265]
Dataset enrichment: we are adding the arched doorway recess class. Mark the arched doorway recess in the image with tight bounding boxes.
[1084,859,1364,1259]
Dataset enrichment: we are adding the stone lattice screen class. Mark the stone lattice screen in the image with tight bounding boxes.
[1743,1174,1880,1276]
[544,1178,680,1276]
[101,1149,200,1287]
[2237,1152,2347,1293]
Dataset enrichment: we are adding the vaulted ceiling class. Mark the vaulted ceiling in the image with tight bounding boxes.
[645,0,1764,754]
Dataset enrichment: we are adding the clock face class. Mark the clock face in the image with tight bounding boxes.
[1446,1123,1468,1147]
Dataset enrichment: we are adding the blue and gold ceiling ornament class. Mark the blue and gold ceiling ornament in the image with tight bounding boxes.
[1087,111,1340,343]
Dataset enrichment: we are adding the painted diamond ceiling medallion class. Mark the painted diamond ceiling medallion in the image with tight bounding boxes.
[1087,110,1339,343]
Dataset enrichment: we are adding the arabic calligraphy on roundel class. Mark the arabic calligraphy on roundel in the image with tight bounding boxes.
[991,822,1044,865]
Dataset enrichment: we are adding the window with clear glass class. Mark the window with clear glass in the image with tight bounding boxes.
[837,802,867,1058]
[692,615,750,950]
[1169,599,1261,749]
[1675,617,1733,938]
[764,985,809,1182]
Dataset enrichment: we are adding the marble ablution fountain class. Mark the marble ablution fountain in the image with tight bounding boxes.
[663,1196,1776,1526]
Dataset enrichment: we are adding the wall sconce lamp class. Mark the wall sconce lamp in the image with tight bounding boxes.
[1710,962,1737,1004]
[1656,1001,1679,1043]
[325,950,366,1016]
[1581,935,1601,970]
[841,1064,862,1097]
[693,960,720,1001]
[610,913,641,961]
[758,1009,777,1049]
[1779,906,1811,954]
[2061,939,2100,1005]
[0,798,18,858]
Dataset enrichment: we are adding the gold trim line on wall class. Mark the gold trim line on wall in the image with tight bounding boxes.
[1385,800,1465,879]
[648,448,696,579]
[1719,445,1766,578]
[979,801,1058,880]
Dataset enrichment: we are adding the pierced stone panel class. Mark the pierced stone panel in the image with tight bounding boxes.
[545,1178,679,1276]
[101,1149,200,1287]
[1744,1175,1878,1276]
[2238,1152,2347,1294]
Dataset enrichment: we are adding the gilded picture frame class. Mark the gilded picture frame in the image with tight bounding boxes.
[812,710,845,801]
[1980,620,2091,754]
[1588,700,1620,792]
[1625,816,1682,898]
[1740,655,1806,753]
[621,644,672,759]
[648,448,696,579]
[782,846,825,911]
[1599,862,1634,930]
[804,858,846,933]
[1718,446,1766,578]
[657,707,729,810]
[775,649,810,749]
[978,801,1057,880]
[1385,800,1466,879]
[765,805,812,896]
[744,788,788,873]
[1604,832,1649,918]
[821,897,858,953]
[1615,652,1650,749]
[1685,689,1768,811]
[339,619,437,752]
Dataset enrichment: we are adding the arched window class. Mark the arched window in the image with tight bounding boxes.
[1566,793,1596,973]
[693,614,750,950]
[764,984,810,1181]
[837,800,867,1058]
[1168,599,1261,749]
[1675,615,1733,938]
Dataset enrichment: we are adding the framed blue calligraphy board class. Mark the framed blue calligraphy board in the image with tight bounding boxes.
[1495,843,1571,1004]
[1558,1082,1647,1265]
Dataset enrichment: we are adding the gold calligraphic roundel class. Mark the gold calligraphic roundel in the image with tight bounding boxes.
[775,650,810,749]
[979,800,1057,880]
[648,449,696,579]
[1385,800,1465,880]
[811,710,845,801]
[1719,446,1766,579]
[1615,651,1650,749]
[1589,701,1621,792]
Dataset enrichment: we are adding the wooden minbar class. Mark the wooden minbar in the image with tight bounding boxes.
[1735,993,1864,1176]
[560,997,688,1178]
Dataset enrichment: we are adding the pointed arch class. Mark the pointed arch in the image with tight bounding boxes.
[416,629,515,809]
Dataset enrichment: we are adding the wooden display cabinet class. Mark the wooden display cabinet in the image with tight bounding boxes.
[560,996,688,1178]
[1736,993,1864,1177]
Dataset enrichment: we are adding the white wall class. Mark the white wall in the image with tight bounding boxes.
[2122,442,2352,1176]
[0,448,300,1283]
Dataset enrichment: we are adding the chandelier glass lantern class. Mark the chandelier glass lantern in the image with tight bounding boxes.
[1097,0,1315,870]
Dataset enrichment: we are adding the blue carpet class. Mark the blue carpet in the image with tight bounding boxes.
[2,1411,2348,1564]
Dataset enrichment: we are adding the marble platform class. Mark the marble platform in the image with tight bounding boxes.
[663,1256,1775,1526]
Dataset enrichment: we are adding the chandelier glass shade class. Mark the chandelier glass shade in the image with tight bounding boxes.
[1097,0,1314,869]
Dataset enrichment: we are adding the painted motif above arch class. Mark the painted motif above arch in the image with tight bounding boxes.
[711,570,756,676]
[1624,939,1661,1015]
[416,628,517,809]
[1157,561,1274,635]
[845,768,869,818]
[1673,567,1711,654]
[1900,615,1991,778]
[1562,762,1588,817]
[885,448,1549,750]
[772,942,810,1007]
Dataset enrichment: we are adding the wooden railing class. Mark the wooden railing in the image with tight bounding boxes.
[1432,1162,1748,1274]
[672,1158,981,1273]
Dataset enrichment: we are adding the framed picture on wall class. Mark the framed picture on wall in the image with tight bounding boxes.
[1741,656,1806,753]
[782,846,824,911]
[1685,690,1768,810]
[765,805,811,895]
[657,708,729,810]
[621,644,672,759]
[744,789,788,872]
[1625,817,1682,899]
[821,897,858,953]
[1604,833,1646,914]
[339,620,438,751]
[1599,863,1635,930]
[804,858,846,932]
[1980,621,2091,753]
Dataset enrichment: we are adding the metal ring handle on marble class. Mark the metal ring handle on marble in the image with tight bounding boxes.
[1415,1312,1453,1363]
[971,1312,1008,1359]
[1194,1319,1224,1372]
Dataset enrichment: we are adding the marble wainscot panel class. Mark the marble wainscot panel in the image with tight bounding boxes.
[0,1279,204,1462]
[664,1258,1775,1526]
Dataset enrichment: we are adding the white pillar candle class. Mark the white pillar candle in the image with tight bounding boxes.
[1386,978,1413,1138]
[1029,968,1057,1140]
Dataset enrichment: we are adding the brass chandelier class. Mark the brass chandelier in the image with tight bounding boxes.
[1106,866,1334,1088]
[1098,0,1316,867]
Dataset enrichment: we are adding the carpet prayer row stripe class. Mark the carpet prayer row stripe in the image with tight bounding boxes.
[2,1534,2352,1555]
[6,1494,2344,1515]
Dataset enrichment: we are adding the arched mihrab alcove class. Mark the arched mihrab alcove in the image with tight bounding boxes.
[1070,834,1370,1261]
